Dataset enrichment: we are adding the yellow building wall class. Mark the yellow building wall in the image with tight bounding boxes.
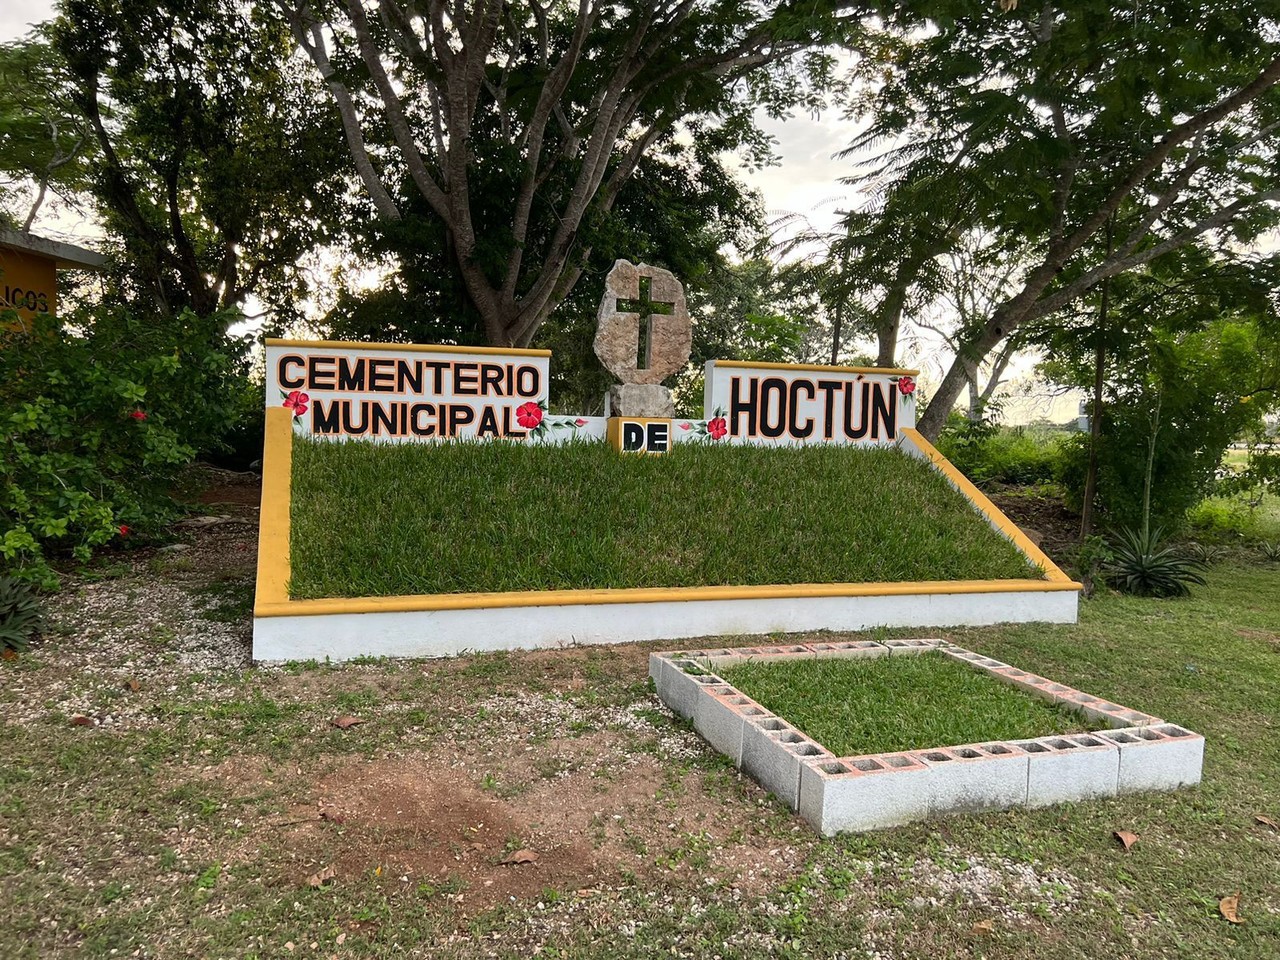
[0,248,58,327]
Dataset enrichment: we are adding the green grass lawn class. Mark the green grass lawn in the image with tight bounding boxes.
[288,438,1039,598]
[721,652,1104,755]
[2,551,1280,958]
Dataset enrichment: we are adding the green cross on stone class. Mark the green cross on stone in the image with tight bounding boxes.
[617,275,675,370]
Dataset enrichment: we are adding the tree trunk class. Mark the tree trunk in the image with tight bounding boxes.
[1079,276,1109,539]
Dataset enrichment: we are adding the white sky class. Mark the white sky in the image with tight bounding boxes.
[1,0,1079,423]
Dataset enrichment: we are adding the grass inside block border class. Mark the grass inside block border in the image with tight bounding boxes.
[719,649,1107,756]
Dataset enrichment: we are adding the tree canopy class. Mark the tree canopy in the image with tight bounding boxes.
[834,1,1280,437]
[279,0,865,346]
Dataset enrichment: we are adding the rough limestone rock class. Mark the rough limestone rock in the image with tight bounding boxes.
[594,260,692,387]
[607,384,677,418]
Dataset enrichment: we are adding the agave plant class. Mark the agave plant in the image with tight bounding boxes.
[1184,542,1230,565]
[1104,527,1207,598]
[0,576,43,653]
[1260,541,1280,562]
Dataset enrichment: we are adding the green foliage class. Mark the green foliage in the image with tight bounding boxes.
[1260,541,1280,562]
[0,306,250,587]
[1185,497,1256,539]
[1104,527,1207,599]
[936,414,1066,486]
[0,575,42,652]
[44,0,348,318]
[1049,256,1280,533]
[289,437,1038,600]
[1072,534,1113,598]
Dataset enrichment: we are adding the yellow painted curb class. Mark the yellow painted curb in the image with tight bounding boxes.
[257,577,1079,618]
[254,407,294,607]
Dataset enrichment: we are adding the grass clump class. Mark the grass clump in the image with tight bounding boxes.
[721,652,1101,756]
[288,438,1039,599]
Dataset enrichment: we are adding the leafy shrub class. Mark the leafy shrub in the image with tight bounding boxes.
[1185,497,1254,538]
[1071,534,1113,598]
[937,416,1066,486]
[1104,526,1207,598]
[1260,541,1280,562]
[0,575,42,652]
[0,305,250,587]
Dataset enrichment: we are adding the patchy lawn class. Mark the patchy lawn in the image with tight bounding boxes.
[1,480,1278,959]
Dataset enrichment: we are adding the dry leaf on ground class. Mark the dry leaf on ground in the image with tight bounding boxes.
[320,809,345,825]
[1114,830,1139,851]
[69,715,94,727]
[1254,815,1278,831]
[970,919,995,935]
[501,848,539,866]
[1219,893,1244,924]
[125,678,140,692]
[330,715,364,730]
[307,865,337,888]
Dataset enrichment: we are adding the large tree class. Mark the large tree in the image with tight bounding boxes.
[47,0,349,319]
[838,1,1280,439]
[279,0,861,347]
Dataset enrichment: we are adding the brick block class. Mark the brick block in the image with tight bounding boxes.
[740,717,829,810]
[1010,733,1120,808]
[692,686,771,766]
[798,753,932,835]
[1099,723,1204,793]
[914,743,1030,815]
[884,638,944,656]
[805,640,890,660]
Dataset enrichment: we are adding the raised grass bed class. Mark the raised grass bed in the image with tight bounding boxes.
[288,437,1040,599]
[721,651,1105,756]
[651,641,1204,834]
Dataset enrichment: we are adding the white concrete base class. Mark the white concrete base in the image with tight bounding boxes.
[252,589,1077,662]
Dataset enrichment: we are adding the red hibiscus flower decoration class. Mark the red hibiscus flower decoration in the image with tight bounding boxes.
[897,376,916,395]
[282,390,309,417]
[516,401,543,429]
[574,418,588,427]
[118,525,130,537]
[129,409,147,421]
[707,416,728,440]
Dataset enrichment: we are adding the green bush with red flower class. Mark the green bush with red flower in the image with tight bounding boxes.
[0,304,251,589]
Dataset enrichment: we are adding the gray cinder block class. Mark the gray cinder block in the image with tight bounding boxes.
[914,743,1030,814]
[1099,724,1204,793]
[659,659,723,720]
[741,717,829,810]
[1011,733,1120,807]
[884,639,944,656]
[799,753,932,835]
[805,640,890,660]
[692,686,771,766]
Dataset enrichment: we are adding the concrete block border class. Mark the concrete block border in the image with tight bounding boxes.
[651,641,1203,834]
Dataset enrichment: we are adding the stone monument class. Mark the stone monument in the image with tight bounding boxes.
[594,259,692,417]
